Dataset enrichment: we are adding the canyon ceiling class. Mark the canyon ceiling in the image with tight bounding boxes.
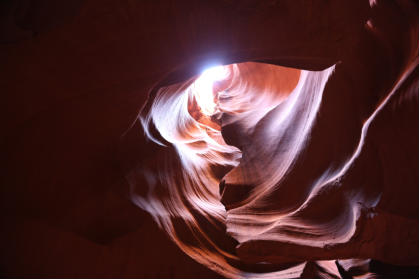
[1,0,418,278]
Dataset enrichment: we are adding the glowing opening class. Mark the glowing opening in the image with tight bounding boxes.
[202,65,229,81]
[192,65,229,116]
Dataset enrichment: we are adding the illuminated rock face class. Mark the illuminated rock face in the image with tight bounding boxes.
[1,0,418,278]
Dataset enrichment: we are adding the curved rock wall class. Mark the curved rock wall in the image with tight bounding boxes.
[1,0,418,278]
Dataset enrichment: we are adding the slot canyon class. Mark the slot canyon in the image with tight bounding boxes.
[1,0,419,278]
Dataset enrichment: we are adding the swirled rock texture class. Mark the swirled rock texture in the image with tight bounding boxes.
[1,0,418,278]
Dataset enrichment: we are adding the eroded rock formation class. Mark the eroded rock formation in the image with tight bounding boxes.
[1,0,418,278]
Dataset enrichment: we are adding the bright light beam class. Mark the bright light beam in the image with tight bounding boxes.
[193,65,228,116]
[202,65,229,82]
